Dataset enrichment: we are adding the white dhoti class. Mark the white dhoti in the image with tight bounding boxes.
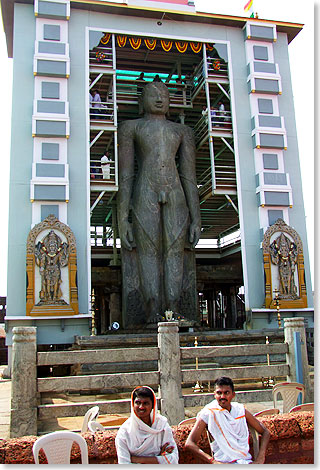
[197,400,252,464]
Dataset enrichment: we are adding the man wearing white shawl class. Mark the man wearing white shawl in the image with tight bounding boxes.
[115,386,179,464]
[185,377,270,464]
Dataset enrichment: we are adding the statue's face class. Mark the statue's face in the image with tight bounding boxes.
[143,83,170,115]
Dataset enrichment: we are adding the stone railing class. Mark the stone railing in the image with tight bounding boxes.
[10,318,312,437]
[0,412,313,464]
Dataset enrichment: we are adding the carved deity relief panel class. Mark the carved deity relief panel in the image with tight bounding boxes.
[34,229,69,306]
[26,214,79,316]
[262,219,307,309]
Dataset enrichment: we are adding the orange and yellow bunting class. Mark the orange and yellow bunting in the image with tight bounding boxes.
[175,41,188,53]
[161,40,173,52]
[190,42,202,53]
[129,37,142,50]
[100,33,111,45]
[113,35,212,55]
[144,38,157,50]
[117,35,127,48]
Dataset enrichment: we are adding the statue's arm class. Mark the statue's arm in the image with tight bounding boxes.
[179,126,201,248]
[117,121,135,250]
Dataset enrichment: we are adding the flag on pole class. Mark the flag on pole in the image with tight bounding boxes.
[244,0,253,12]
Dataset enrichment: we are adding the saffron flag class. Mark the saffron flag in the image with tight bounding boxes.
[244,0,253,11]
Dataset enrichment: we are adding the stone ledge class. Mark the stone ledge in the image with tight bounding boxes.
[0,412,313,464]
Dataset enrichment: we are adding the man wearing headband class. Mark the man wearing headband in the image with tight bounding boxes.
[115,386,179,464]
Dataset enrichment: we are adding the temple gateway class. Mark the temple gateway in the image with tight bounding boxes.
[2,0,313,370]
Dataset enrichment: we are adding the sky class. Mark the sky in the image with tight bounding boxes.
[0,0,315,296]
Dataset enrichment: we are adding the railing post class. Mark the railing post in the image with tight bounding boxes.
[158,321,185,425]
[10,327,37,437]
[284,317,313,402]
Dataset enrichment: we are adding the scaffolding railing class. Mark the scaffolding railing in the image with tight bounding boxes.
[90,159,116,183]
[90,101,115,122]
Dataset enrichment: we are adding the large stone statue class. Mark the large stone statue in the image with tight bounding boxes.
[117,82,201,326]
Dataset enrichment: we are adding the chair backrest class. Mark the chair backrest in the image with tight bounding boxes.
[248,425,259,460]
[289,402,314,413]
[33,431,88,464]
[88,420,105,433]
[254,408,280,417]
[178,417,196,426]
[272,382,305,413]
[81,405,99,433]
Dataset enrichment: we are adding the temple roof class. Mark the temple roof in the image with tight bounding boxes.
[1,0,303,58]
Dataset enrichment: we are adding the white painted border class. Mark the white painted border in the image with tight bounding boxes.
[85,27,92,316]
[33,137,68,164]
[31,201,68,226]
[36,17,69,43]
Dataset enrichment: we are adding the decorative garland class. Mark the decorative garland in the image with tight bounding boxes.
[175,41,188,53]
[190,42,202,54]
[100,33,111,45]
[99,33,213,55]
[160,39,173,52]
[144,38,157,50]
[117,35,127,48]
[129,37,142,50]
[95,51,106,62]
[212,59,221,71]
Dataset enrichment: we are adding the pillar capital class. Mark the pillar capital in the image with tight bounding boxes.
[12,327,37,343]
[284,317,305,329]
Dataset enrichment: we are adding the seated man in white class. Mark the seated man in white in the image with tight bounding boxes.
[115,386,179,464]
[185,376,270,464]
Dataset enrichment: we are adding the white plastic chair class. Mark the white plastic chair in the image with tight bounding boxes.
[88,420,105,433]
[178,417,196,426]
[272,382,305,413]
[81,405,99,433]
[254,408,280,417]
[33,430,88,464]
[289,402,314,413]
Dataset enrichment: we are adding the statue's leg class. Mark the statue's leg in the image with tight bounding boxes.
[162,192,189,312]
[163,236,186,312]
[133,210,162,323]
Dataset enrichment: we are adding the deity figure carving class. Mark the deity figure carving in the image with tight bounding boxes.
[270,232,298,299]
[117,81,201,325]
[35,230,69,304]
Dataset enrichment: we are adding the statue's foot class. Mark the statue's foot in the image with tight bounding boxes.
[147,313,164,324]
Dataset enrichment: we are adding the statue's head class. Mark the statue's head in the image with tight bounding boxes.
[43,230,60,254]
[278,233,290,256]
[141,82,170,116]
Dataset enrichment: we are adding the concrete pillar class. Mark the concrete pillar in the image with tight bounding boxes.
[158,321,185,425]
[10,327,37,437]
[284,317,312,402]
